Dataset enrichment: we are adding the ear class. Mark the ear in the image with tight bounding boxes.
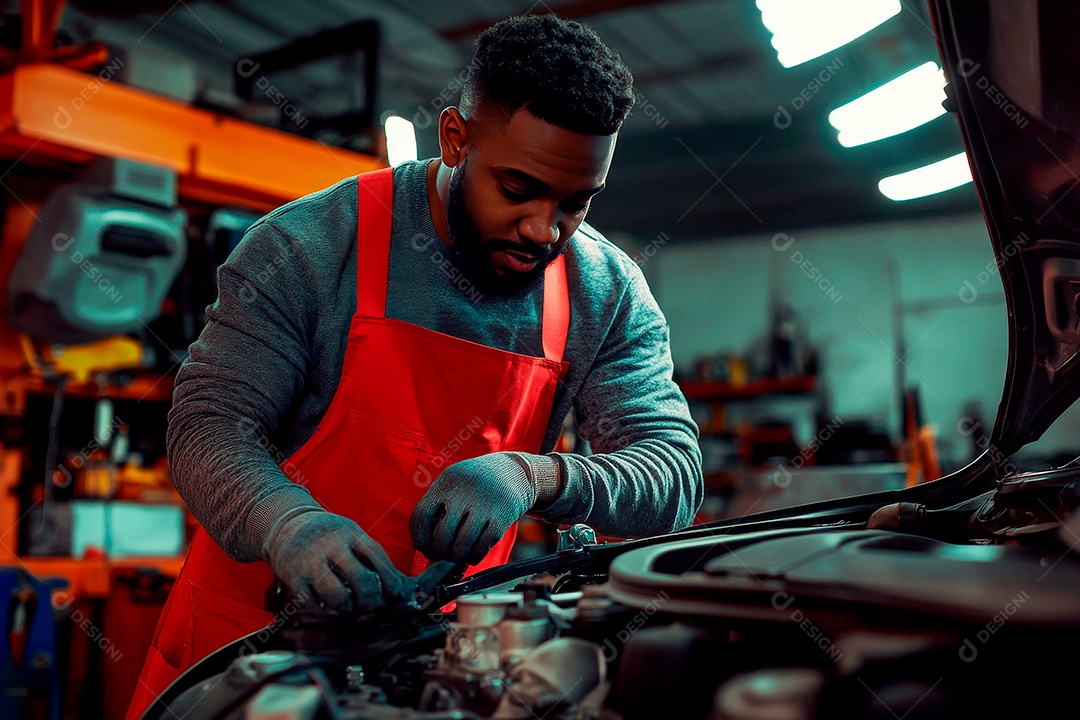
[438,107,468,168]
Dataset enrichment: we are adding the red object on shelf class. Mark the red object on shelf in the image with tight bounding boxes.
[678,375,816,401]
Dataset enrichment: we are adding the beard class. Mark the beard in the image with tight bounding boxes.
[445,155,566,298]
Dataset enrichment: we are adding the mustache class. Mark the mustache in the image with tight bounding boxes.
[486,241,549,261]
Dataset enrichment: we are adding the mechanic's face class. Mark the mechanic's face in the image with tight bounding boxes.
[440,106,616,295]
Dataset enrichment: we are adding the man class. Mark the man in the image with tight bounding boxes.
[128,14,702,719]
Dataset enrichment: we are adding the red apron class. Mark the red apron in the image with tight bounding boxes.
[126,167,569,719]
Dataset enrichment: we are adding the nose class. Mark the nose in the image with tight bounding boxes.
[517,205,560,248]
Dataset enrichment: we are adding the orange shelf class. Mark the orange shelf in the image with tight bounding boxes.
[0,371,174,406]
[0,63,386,210]
[679,375,817,401]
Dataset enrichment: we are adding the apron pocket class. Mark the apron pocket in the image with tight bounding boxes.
[188,579,275,664]
[153,575,194,670]
[347,409,426,442]
[344,409,435,569]
[346,408,434,487]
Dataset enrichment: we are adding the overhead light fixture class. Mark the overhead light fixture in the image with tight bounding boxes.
[878,152,972,201]
[384,115,417,168]
[828,62,947,147]
[756,0,901,68]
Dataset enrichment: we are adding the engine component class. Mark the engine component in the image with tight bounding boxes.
[166,650,329,720]
[606,530,1080,626]
[491,638,605,720]
[710,668,824,720]
[456,593,519,627]
[247,684,323,720]
[609,624,718,720]
[866,502,931,534]
[498,602,553,671]
[416,586,563,717]
[345,665,365,691]
[419,593,518,715]
[557,523,598,553]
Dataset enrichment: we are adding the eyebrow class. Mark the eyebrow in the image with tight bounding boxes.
[496,167,606,198]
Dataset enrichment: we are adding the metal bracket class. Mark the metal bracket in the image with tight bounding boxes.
[556,523,598,554]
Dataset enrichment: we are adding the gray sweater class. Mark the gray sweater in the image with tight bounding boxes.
[168,159,703,564]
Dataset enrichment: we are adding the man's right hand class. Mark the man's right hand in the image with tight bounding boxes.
[262,510,410,614]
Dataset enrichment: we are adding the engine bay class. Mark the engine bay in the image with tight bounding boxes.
[153,468,1080,720]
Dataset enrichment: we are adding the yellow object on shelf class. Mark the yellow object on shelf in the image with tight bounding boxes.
[729,356,749,387]
[38,337,144,384]
[75,459,117,498]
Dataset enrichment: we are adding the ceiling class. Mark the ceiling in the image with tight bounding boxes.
[51,0,982,241]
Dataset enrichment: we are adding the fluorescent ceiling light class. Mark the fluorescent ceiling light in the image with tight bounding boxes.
[878,152,972,201]
[828,62,947,147]
[384,115,417,168]
[757,0,901,68]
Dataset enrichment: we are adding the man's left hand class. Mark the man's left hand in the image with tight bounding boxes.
[410,452,555,565]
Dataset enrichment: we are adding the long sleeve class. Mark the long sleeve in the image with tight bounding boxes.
[167,221,325,563]
[165,164,704,560]
[543,260,704,537]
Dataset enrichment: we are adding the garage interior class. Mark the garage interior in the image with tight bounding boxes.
[0,1,1075,719]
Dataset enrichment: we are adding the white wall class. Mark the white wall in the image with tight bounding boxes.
[644,213,1078,471]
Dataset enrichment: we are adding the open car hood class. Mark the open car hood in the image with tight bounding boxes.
[931,1,1080,458]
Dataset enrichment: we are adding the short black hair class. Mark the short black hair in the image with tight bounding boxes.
[461,14,635,135]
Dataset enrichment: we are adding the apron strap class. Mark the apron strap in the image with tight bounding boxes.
[355,168,396,318]
[542,253,570,363]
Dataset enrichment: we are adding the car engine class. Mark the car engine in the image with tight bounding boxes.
[157,471,1080,720]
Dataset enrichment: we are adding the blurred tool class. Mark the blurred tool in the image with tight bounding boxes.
[885,262,940,486]
[1,570,66,720]
[6,157,186,345]
[903,386,940,487]
[769,306,799,378]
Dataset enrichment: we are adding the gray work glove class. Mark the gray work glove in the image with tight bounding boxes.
[410,452,562,566]
[262,509,411,614]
